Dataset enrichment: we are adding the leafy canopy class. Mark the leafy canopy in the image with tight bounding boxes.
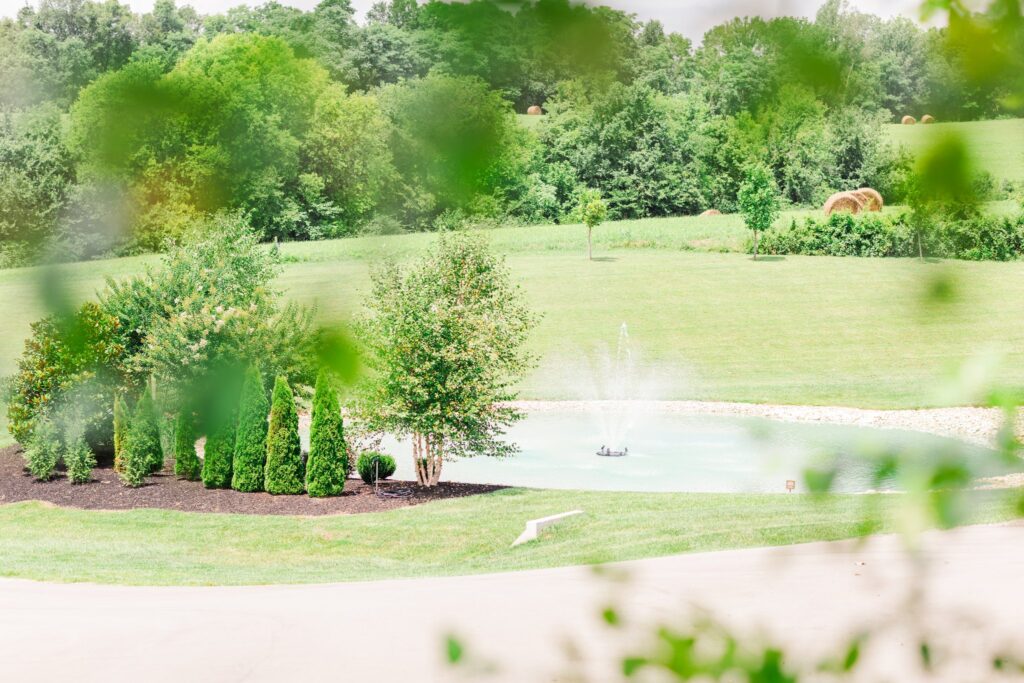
[361,232,537,463]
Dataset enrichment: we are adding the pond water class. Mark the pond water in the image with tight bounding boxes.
[362,411,996,493]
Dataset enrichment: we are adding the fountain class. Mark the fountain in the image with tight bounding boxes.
[594,322,635,456]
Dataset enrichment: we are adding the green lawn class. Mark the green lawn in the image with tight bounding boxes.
[0,489,1016,585]
[5,222,1024,408]
[885,118,1024,183]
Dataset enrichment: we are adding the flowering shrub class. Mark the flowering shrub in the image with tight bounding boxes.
[99,214,315,407]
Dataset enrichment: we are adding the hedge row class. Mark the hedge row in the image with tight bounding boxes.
[759,212,1024,261]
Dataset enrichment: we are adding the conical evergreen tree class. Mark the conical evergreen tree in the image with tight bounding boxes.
[173,411,201,481]
[306,369,348,497]
[232,367,269,492]
[119,391,162,488]
[264,376,305,495]
[202,417,235,489]
[113,394,128,473]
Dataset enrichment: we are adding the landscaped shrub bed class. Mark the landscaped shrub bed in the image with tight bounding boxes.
[759,211,1024,261]
[6,224,533,499]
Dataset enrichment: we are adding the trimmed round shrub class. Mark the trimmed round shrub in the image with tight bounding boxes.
[64,419,96,484]
[357,451,396,485]
[23,416,61,481]
[173,411,201,481]
[232,366,269,492]
[306,369,348,498]
[264,376,304,495]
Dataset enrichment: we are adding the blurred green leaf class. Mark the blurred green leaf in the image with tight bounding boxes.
[445,635,464,665]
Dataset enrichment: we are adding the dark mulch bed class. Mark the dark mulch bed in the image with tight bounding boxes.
[0,445,506,516]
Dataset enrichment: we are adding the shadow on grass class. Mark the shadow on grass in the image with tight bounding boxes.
[590,257,619,263]
[751,256,786,262]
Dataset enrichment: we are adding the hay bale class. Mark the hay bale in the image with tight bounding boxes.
[901,115,917,125]
[699,209,722,217]
[823,192,863,216]
[855,187,884,211]
[527,105,543,116]
[921,114,935,124]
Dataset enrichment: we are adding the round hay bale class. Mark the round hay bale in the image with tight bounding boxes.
[700,209,722,217]
[855,187,884,211]
[823,192,863,216]
[921,114,935,124]
[901,115,917,125]
[527,105,543,116]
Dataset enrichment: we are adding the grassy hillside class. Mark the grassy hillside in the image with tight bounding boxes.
[4,221,1024,412]
[885,118,1024,183]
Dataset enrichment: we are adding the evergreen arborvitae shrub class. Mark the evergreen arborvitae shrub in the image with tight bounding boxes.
[120,393,162,488]
[173,411,201,481]
[23,416,61,481]
[306,369,347,498]
[202,417,235,490]
[357,451,397,485]
[232,366,269,492]
[264,375,305,495]
[64,419,96,484]
[113,394,128,473]
[137,392,165,474]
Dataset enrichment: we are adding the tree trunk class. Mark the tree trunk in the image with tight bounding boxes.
[413,433,444,487]
[918,232,924,261]
[587,226,592,261]
[753,230,759,261]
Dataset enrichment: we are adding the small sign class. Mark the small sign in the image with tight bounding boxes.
[785,479,796,493]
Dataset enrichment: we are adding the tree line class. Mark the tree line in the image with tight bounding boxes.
[1,0,1019,263]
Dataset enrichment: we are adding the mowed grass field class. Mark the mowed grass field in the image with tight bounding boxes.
[885,118,1024,183]
[3,220,1024,425]
[0,489,1017,585]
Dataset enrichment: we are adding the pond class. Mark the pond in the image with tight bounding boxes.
[365,411,997,493]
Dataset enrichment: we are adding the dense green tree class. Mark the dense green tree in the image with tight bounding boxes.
[738,164,781,260]
[366,0,420,29]
[134,0,201,69]
[306,369,347,497]
[379,73,530,225]
[7,0,136,106]
[69,33,339,245]
[541,83,707,219]
[303,88,396,232]
[232,367,270,492]
[173,410,200,480]
[0,106,77,260]
[346,22,429,92]
[264,376,304,495]
[361,233,536,486]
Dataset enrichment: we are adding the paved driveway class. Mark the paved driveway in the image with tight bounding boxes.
[2,522,1023,682]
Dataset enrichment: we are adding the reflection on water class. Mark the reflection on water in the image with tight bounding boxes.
[371,412,996,493]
